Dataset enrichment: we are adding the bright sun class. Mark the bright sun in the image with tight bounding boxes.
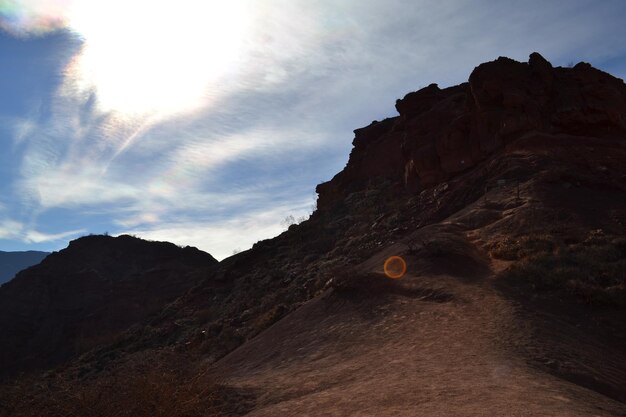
[65,0,250,117]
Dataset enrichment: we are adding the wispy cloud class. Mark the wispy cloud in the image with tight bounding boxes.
[6,116,37,145]
[0,218,84,244]
[23,228,85,243]
[122,194,315,260]
[0,220,23,239]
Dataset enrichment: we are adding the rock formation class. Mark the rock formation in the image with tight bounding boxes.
[317,53,626,207]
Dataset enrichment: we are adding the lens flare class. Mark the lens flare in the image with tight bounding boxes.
[0,0,69,36]
[384,256,407,279]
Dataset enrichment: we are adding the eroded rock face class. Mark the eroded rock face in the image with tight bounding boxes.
[317,53,626,208]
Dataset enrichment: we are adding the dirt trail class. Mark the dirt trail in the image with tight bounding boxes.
[211,235,626,416]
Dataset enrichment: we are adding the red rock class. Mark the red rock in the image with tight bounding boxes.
[316,53,626,209]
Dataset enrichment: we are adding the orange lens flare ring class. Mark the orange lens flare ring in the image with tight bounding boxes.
[383,256,407,279]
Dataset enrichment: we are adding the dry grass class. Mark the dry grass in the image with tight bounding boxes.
[490,234,555,260]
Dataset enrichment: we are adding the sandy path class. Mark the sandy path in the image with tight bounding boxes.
[212,243,626,416]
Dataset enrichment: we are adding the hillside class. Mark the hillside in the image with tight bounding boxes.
[0,250,49,285]
[0,234,217,379]
[1,53,625,416]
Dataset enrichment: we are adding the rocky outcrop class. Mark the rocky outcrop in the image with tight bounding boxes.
[316,53,626,208]
[0,234,217,379]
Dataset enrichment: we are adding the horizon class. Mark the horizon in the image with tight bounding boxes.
[1,0,626,260]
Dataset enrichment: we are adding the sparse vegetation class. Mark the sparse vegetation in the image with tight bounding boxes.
[255,303,288,328]
[503,231,626,306]
[280,213,310,230]
[0,356,253,417]
[490,234,555,260]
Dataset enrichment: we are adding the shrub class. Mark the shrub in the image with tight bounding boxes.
[490,234,555,260]
[0,355,253,417]
[503,233,626,306]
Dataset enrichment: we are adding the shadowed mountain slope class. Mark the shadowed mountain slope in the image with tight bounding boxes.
[0,234,217,379]
[1,53,625,416]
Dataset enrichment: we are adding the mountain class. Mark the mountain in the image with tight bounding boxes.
[1,53,625,416]
[0,234,217,379]
[0,250,49,285]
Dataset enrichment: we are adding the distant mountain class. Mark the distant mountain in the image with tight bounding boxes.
[0,250,49,285]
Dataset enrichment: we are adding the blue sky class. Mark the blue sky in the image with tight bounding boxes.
[0,0,625,260]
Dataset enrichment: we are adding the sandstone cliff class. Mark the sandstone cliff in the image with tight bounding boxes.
[317,53,626,207]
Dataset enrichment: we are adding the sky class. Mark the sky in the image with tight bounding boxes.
[0,0,625,260]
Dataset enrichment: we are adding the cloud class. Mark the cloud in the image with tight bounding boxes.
[122,194,315,260]
[6,116,37,145]
[23,228,85,243]
[6,0,345,223]
[0,0,70,37]
[0,219,23,239]
[20,168,139,209]
[0,218,84,243]
[15,99,328,211]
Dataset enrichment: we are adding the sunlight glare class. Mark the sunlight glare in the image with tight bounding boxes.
[65,0,250,117]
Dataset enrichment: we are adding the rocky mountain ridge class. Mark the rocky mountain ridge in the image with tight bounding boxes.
[317,53,626,207]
